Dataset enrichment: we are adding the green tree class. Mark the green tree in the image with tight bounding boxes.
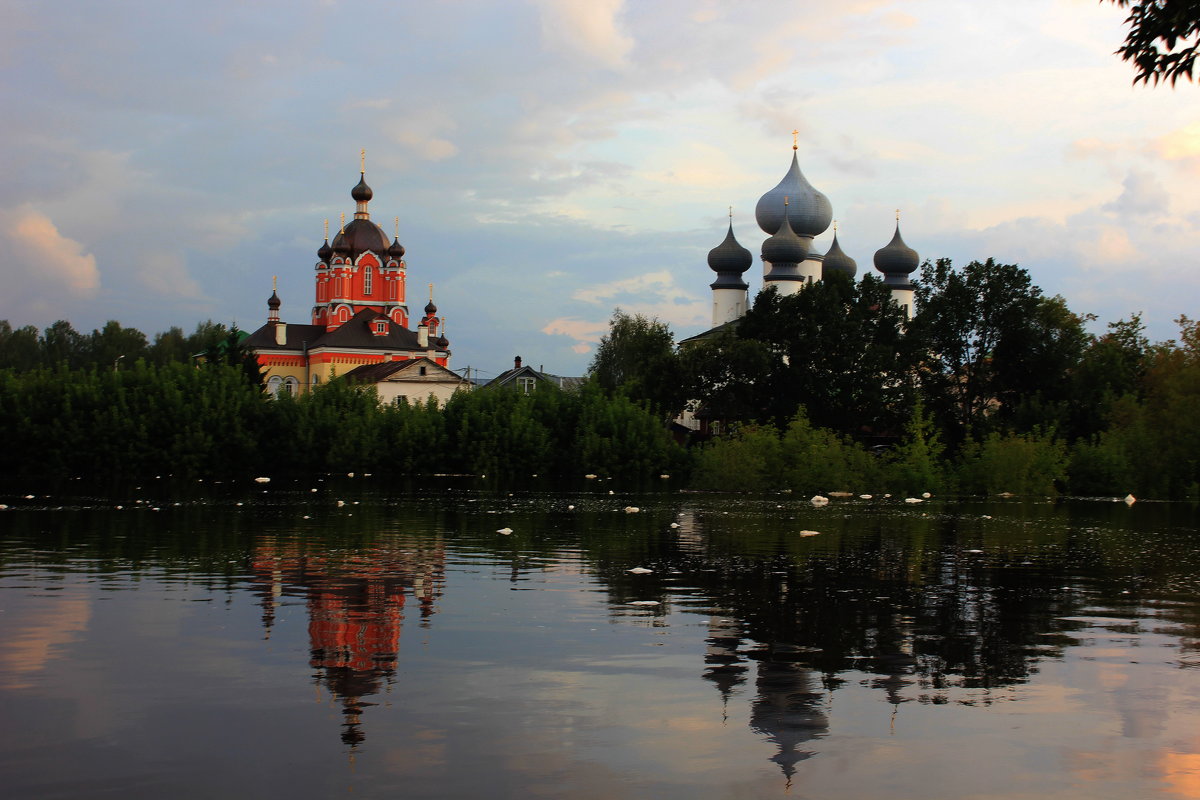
[0,321,42,370]
[731,273,916,436]
[87,320,149,369]
[40,320,87,368]
[1108,0,1200,85]
[589,309,687,417]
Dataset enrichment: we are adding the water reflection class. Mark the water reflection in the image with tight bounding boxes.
[249,535,445,747]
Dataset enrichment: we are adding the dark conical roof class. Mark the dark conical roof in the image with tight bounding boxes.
[317,238,333,262]
[267,290,281,310]
[388,237,406,260]
[425,300,437,315]
[874,223,919,276]
[755,151,832,237]
[708,222,753,274]
[822,230,857,278]
[761,204,809,266]
[351,173,373,203]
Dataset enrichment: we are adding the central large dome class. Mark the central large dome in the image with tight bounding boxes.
[755,152,833,238]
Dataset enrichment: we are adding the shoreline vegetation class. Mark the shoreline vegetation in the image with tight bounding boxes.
[1,260,1197,499]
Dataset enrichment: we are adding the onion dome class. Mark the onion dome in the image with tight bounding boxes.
[708,222,753,275]
[388,237,406,260]
[351,174,373,203]
[267,290,281,310]
[822,229,857,278]
[873,222,919,277]
[755,151,833,237]
[761,204,810,267]
[424,300,438,316]
[317,238,333,262]
[330,219,390,258]
[434,335,449,349]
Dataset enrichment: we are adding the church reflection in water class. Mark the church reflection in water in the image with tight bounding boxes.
[250,535,445,748]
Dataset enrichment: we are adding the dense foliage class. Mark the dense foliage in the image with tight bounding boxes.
[1108,0,1200,85]
[588,262,1199,499]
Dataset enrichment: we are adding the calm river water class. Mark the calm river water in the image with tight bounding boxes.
[1,478,1198,799]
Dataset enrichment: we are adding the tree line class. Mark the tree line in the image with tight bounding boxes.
[591,258,1200,500]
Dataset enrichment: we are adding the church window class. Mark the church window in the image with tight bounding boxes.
[266,376,283,397]
[283,377,299,396]
[364,265,373,295]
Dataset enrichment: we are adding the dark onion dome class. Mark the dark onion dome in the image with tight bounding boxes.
[822,230,857,278]
[708,221,753,275]
[424,300,438,315]
[755,152,833,237]
[388,237,406,260]
[434,335,449,348]
[873,222,919,276]
[351,173,373,203]
[330,218,391,259]
[267,290,281,310]
[761,204,810,267]
[317,238,333,262]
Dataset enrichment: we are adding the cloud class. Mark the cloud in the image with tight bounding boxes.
[541,317,609,354]
[0,207,100,300]
[1149,123,1200,175]
[1102,170,1170,218]
[532,0,633,69]
[572,270,694,306]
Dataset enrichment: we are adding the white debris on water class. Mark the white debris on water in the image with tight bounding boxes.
[254,477,270,483]
[628,567,653,574]
[810,495,829,506]
[624,506,640,513]
[497,527,513,535]
[904,497,924,504]
[798,530,821,537]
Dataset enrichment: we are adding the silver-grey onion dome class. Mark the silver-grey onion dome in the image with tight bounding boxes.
[755,151,833,237]
[823,231,857,278]
[708,222,753,274]
[874,223,919,275]
[761,205,810,266]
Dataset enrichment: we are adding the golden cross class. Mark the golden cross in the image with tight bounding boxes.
[323,218,329,239]
[792,129,799,150]
[272,275,277,291]
[728,205,733,220]
[360,148,365,173]
[394,216,399,238]
[895,208,900,222]
[339,212,345,233]
[833,220,838,233]
[428,282,434,302]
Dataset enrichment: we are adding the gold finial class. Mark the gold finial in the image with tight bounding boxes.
[896,208,901,222]
[394,216,399,238]
[428,282,434,302]
[323,218,329,240]
[784,195,790,206]
[792,129,799,150]
[833,219,838,233]
[272,275,277,291]
[339,212,345,233]
[728,205,733,220]
[360,148,365,174]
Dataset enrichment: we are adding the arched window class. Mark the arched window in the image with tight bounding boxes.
[266,375,283,397]
[283,376,299,396]
[363,265,373,295]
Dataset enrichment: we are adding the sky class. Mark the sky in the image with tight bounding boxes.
[2,0,1198,379]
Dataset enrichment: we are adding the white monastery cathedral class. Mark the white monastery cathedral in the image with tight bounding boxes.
[703,134,920,331]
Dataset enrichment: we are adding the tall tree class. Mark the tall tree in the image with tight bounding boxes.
[589,310,687,417]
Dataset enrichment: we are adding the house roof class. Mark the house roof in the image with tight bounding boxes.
[486,364,584,391]
[244,308,448,355]
[343,357,464,385]
[677,318,740,348]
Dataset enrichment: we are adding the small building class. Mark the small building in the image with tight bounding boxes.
[486,356,583,394]
[343,356,468,407]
